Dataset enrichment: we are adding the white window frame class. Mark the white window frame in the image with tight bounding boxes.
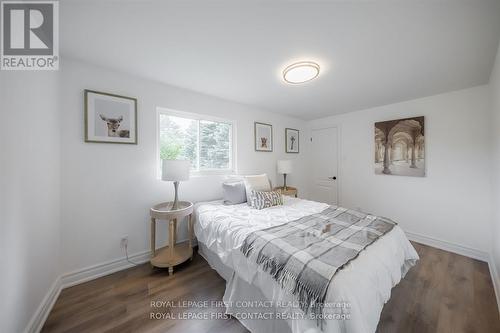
[156,107,237,177]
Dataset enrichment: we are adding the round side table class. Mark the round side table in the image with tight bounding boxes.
[150,201,194,275]
[273,186,298,198]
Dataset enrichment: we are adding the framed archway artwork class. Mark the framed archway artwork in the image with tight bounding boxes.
[375,116,425,177]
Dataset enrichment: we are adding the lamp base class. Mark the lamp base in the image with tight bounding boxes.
[283,174,287,191]
[172,181,179,210]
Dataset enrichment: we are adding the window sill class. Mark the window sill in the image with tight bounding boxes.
[190,170,236,178]
[156,170,236,180]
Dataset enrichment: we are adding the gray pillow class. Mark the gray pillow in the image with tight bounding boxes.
[222,181,247,205]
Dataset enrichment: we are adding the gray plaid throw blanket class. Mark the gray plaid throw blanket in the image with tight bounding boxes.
[241,206,396,317]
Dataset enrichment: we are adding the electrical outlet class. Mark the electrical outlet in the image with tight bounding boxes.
[120,236,129,248]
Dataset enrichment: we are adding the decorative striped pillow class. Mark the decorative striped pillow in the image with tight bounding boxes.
[250,190,283,210]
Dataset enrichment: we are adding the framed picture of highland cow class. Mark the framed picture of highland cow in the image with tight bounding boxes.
[84,90,137,144]
[374,116,425,177]
[254,122,273,152]
[285,128,299,153]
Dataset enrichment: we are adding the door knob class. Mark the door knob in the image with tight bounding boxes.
[328,176,337,180]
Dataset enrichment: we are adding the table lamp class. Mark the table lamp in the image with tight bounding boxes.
[162,159,190,210]
[277,160,292,190]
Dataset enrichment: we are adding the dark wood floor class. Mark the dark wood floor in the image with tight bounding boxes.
[42,242,500,333]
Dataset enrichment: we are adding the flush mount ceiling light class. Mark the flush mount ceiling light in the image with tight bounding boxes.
[283,61,320,84]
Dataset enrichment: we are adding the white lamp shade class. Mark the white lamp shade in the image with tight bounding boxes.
[277,160,293,174]
[162,159,190,181]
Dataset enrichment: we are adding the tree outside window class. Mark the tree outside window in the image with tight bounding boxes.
[159,113,233,172]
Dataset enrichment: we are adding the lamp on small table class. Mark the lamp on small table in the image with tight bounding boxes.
[162,159,190,210]
[277,160,292,191]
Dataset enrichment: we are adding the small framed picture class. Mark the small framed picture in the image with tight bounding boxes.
[286,128,299,153]
[84,90,137,144]
[254,122,273,152]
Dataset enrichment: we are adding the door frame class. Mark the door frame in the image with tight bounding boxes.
[310,125,342,205]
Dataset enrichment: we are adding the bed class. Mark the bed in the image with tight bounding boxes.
[194,196,419,333]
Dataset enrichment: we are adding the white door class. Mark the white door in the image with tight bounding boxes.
[310,127,339,205]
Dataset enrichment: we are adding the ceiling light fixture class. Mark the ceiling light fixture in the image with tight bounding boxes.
[283,61,320,84]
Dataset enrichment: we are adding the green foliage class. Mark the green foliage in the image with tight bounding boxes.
[159,115,231,170]
[183,121,198,168]
[199,120,230,169]
[160,143,182,160]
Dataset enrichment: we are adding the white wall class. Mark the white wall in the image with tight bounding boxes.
[490,43,500,281]
[60,58,309,274]
[307,86,492,253]
[0,71,61,332]
[2,54,497,332]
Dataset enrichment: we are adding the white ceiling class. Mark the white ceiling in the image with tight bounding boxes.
[61,0,500,120]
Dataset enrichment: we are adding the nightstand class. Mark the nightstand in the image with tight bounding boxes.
[150,201,194,275]
[274,186,298,198]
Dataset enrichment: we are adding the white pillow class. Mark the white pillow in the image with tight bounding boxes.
[243,174,272,205]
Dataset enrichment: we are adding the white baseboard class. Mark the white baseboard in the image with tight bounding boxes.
[60,250,151,288]
[400,230,500,314]
[60,238,197,288]
[25,238,200,332]
[24,249,151,333]
[24,277,61,333]
[488,254,500,315]
[25,233,491,332]
[404,230,488,262]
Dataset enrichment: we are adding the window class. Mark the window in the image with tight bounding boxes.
[158,108,235,174]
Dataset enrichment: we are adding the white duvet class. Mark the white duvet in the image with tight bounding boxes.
[194,197,419,333]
